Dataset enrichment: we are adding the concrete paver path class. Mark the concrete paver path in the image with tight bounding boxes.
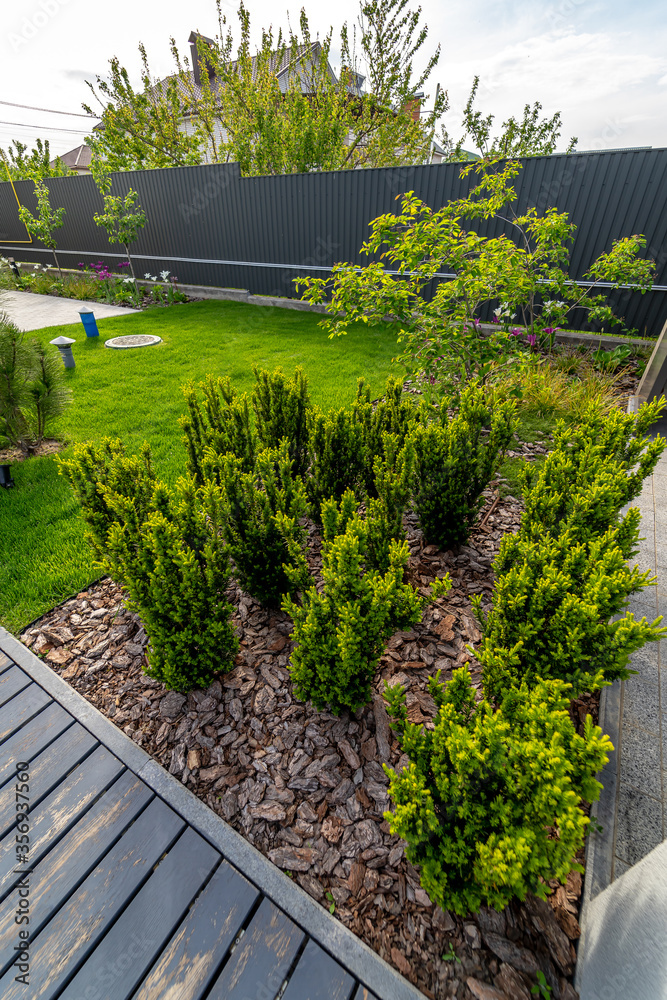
[577,434,666,998]
[0,289,138,331]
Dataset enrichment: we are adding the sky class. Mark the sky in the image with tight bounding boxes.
[0,0,665,159]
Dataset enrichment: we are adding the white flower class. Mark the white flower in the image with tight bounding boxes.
[144,273,152,279]
[160,270,170,280]
[33,264,40,270]
[122,277,134,284]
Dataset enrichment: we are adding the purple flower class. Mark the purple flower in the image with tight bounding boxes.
[542,327,555,335]
[527,334,537,348]
[492,316,499,324]
[511,327,522,337]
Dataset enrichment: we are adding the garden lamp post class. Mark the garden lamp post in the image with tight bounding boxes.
[78,306,99,338]
[0,465,14,488]
[50,335,76,369]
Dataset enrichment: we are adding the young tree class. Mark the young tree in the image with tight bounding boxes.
[17,179,66,277]
[92,164,147,282]
[297,159,655,392]
[0,139,75,181]
[451,76,577,160]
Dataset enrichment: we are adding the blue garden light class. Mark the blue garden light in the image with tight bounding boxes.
[78,306,99,338]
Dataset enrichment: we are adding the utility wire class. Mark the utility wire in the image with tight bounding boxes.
[0,120,92,135]
[0,100,97,118]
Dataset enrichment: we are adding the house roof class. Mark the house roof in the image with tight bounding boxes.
[49,144,92,171]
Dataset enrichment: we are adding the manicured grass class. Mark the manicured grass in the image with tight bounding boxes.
[1,300,399,633]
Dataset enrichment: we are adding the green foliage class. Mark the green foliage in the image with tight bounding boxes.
[85,1,447,175]
[17,180,65,276]
[0,314,72,453]
[252,365,312,480]
[56,438,157,569]
[531,971,552,998]
[299,159,655,390]
[591,344,631,373]
[92,165,147,282]
[284,512,450,712]
[103,476,238,691]
[475,399,667,699]
[179,375,256,485]
[383,667,612,915]
[213,440,310,607]
[307,404,366,511]
[366,432,414,572]
[451,75,577,160]
[354,376,420,495]
[412,383,514,549]
[0,139,75,181]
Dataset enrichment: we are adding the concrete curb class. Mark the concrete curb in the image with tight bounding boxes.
[0,626,424,1000]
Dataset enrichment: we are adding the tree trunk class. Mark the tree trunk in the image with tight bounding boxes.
[52,248,63,280]
[124,246,137,282]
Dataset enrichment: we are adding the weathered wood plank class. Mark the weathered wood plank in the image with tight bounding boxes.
[1,797,185,999]
[0,666,31,708]
[0,653,12,674]
[353,987,379,1000]
[0,704,72,786]
[207,898,305,1000]
[0,771,151,972]
[282,939,356,1000]
[0,723,97,837]
[0,744,123,895]
[64,826,219,1000]
[134,860,260,1000]
[0,683,52,744]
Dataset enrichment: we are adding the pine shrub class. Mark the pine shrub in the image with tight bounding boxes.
[214,440,310,607]
[252,365,312,479]
[354,376,420,496]
[412,383,514,549]
[284,512,450,713]
[366,432,414,573]
[383,667,612,915]
[57,437,157,572]
[103,476,238,691]
[179,375,255,484]
[307,404,366,511]
[475,521,665,700]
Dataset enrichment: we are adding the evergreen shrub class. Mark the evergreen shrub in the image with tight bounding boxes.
[252,365,312,479]
[180,375,255,484]
[284,510,450,713]
[307,404,366,511]
[213,440,310,607]
[412,383,514,549]
[383,666,612,915]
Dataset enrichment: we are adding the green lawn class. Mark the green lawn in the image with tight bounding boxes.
[1,300,399,633]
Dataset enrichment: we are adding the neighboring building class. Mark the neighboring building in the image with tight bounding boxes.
[49,143,92,175]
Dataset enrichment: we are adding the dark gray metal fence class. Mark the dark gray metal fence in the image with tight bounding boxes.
[1,147,666,336]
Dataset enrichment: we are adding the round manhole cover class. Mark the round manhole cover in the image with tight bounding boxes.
[104,334,162,350]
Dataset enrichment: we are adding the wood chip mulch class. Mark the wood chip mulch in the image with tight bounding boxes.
[22,436,597,1000]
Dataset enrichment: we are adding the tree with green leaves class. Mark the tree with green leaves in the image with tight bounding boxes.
[83,0,446,175]
[0,139,75,182]
[451,76,577,160]
[92,164,147,281]
[298,158,655,392]
[17,179,65,277]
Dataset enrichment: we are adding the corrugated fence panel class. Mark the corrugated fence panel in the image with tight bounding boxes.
[1,149,666,335]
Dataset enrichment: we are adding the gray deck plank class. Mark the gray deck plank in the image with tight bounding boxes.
[1,797,185,1000]
[0,723,97,836]
[0,665,31,707]
[207,897,305,1000]
[0,653,11,674]
[353,988,380,1000]
[134,860,260,1000]
[0,744,124,895]
[0,682,52,743]
[282,939,356,1000]
[0,771,151,972]
[0,701,71,787]
[64,826,219,1000]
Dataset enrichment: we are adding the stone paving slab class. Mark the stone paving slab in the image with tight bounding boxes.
[0,289,138,331]
[577,427,666,997]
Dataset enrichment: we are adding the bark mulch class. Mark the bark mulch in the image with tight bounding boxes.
[22,438,593,1000]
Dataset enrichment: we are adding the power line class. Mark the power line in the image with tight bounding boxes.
[0,100,97,119]
[0,120,92,135]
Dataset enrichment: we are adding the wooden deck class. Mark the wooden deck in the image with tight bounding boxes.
[0,636,422,1000]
